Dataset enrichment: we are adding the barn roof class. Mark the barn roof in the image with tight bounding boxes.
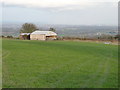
[20,33,31,35]
[31,31,57,36]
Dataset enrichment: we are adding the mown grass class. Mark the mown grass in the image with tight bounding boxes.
[2,39,118,88]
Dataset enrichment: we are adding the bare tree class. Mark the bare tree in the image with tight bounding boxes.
[49,27,56,32]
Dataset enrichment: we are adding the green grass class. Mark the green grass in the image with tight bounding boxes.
[2,39,118,88]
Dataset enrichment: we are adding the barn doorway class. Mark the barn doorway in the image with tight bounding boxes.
[20,35,30,40]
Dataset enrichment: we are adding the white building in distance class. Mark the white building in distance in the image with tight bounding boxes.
[20,31,57,40]
[30,31,57,40]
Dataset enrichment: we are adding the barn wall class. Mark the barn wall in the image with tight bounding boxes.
[46,36,57,40]
[30,34,46,40]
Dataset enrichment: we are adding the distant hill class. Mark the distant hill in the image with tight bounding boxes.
[1,23,118,37]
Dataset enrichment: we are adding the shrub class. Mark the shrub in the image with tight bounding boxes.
[7,36,13,38]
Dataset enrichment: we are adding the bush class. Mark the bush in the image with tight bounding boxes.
[114,34,120,40]
[56,37,63,40]
[1,35,4,38]
[7,36,13,38]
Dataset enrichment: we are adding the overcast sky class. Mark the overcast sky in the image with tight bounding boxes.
[1,0,118,25]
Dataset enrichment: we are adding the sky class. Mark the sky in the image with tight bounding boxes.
[0,0,119,25]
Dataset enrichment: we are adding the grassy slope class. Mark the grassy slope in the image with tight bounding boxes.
[2,39,118,88]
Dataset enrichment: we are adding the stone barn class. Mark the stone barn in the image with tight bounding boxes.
[19,33,31,40]
[30,31,57,40]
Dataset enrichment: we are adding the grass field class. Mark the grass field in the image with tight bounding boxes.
[2,39,118,88]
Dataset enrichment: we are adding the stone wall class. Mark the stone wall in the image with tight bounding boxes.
[30,34,46,40]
